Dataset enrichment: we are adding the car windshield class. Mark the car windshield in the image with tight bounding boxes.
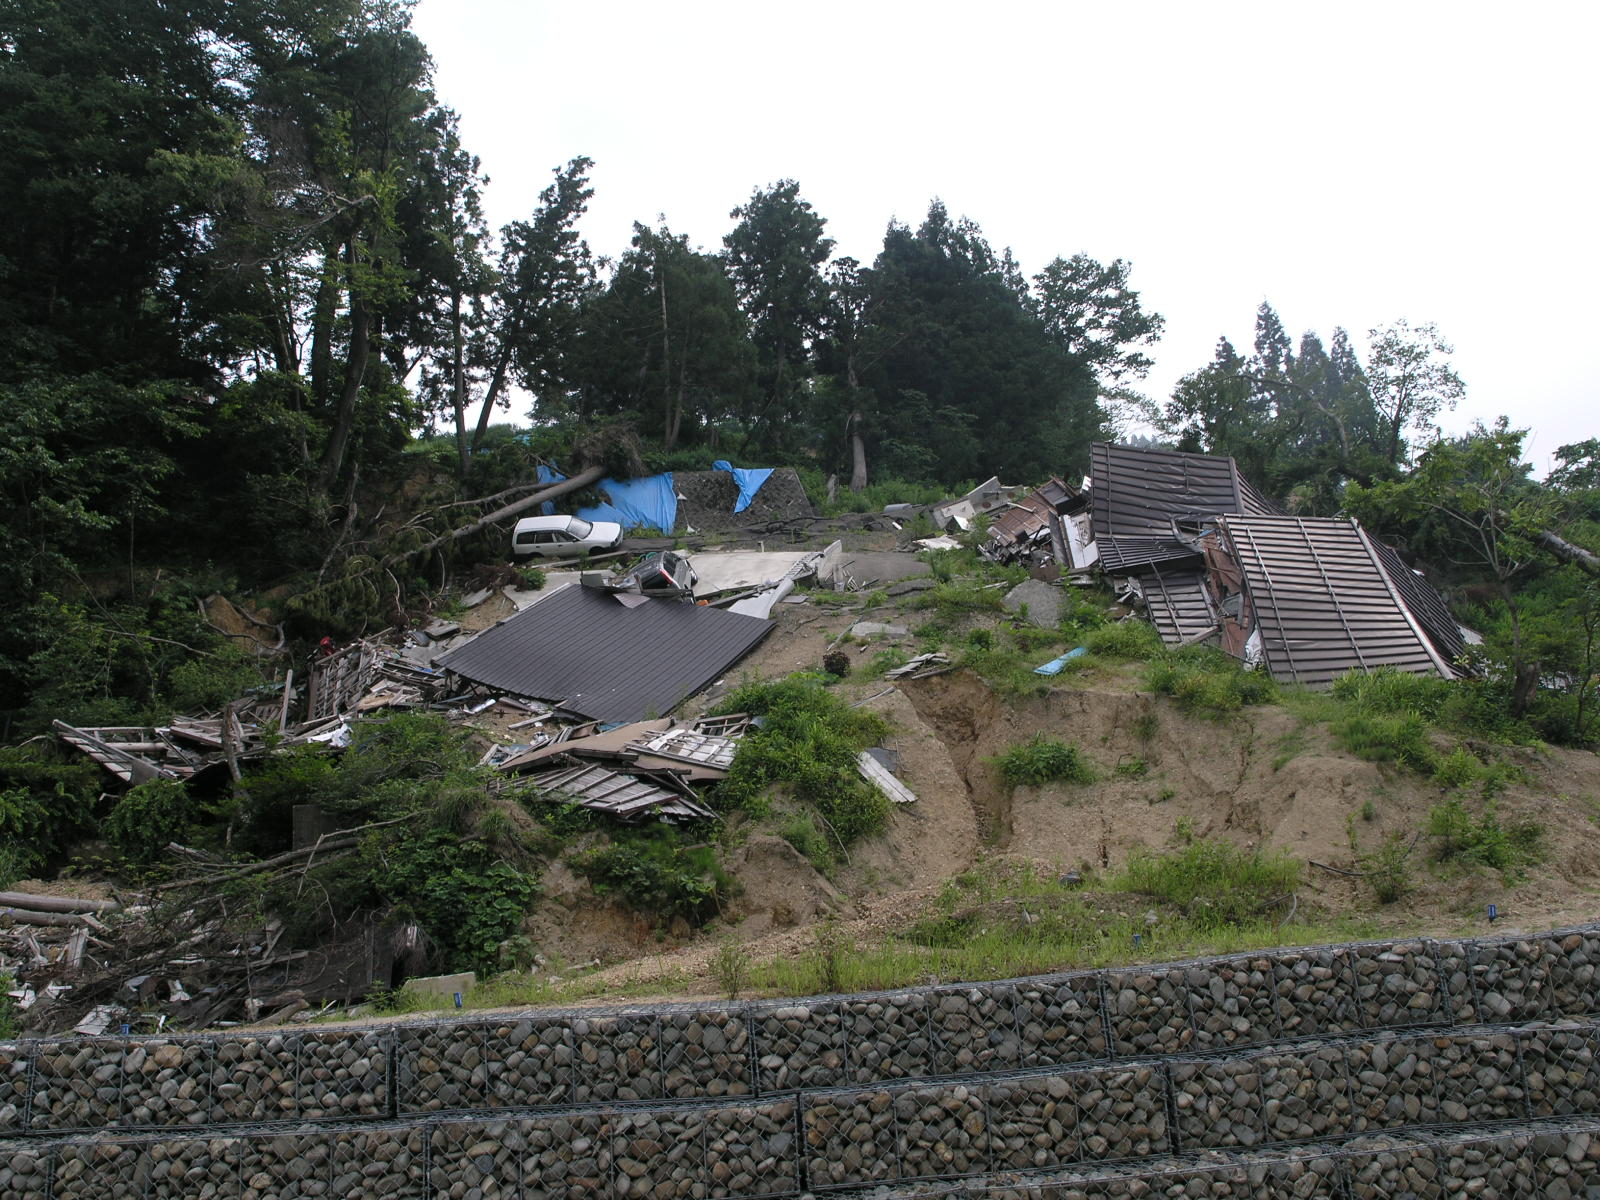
[567,518,593,538]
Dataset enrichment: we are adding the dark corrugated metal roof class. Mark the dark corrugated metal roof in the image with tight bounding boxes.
[1367,538,1466,667]
[1089,443,1278,573]
[1141,566,1219,645]
[438,584,773,723]
[1218,515,1454,687]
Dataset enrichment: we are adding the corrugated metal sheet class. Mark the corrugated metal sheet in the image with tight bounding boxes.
[1368,538,1467,666]
[438,583,773,723]
[1089,443,1279,573]
[1218,515,1454,687]
[1140,566,1219,645]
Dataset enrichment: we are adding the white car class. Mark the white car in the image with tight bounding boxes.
[511,514,624,558]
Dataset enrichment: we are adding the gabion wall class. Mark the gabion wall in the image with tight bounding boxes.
[7,926,1598,1137]
[4,1022,1600,1199]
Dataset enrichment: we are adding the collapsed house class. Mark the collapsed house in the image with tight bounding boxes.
[970,443,1466,685]
[1084,444,1465,684]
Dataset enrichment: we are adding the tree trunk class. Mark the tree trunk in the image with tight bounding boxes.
[449,285,470,477]
[848,410,868,492]
[1539,529,1600,576]
[386,464,606,567]
[314,265,372,496]
[307,246,340,407]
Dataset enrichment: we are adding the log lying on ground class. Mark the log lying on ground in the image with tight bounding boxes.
[0,891,120,915]
[0,906,92,927]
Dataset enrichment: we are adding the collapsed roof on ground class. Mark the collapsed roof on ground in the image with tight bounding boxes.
[436,583,773,724]
[1090,442,1278,573]
[1086,443,1463,686]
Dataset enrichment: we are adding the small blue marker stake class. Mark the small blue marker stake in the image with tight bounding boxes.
[1487,904,1498,923]
[120,1024,130,1036]
[1133,934,1142,949]
[453,992,463,1008]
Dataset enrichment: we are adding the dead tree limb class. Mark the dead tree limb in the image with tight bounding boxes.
[383,464,607,568]
[1540,529,1600,576]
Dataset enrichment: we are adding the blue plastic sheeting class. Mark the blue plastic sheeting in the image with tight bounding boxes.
[1034,646,1089,676]
[536,464,678,532]
[713,460,775,514]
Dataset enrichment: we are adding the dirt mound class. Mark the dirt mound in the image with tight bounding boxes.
[674,467,815,531]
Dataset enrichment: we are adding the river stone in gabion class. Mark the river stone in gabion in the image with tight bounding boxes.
[1434,1131,1540,1199]
[1346,1035,1441,1131]
[28,1040,118,1131]
[1531,1127,1600,1200]
[1434,1030,1523,1122]
[1168,1054,1266,1150]
[429,1118,526,1200]
[239,1130,336,1198]
[893,1081,987,1180]
[924,984,1022,1076]
[1472,936,1559,1025]
[333,1124,424,1199]
[0,1141,51,1200]
[802,1088,900,1188]
[752,1000,849,1092]
[985,1074,1079,1172]
[570,1015,662,1103]
[520,1112,610,1200]
[119,1039,212,1128]
[843,993,933,1084]
[146,1135,242,1200]
[1345,1143,1443,1200]
[1352,942,1443,1030]
[1548,930,1600,1017]
[1269,947,1359,1041]
[49,1138,143,1200]
[1185,955,1279,1051]
[607,1106,708,1200]
[296,1030,385,1119]
[704,1099,797,1198]
[484,1017,574,1108]
[1073,1065,1168,1160]
[660,1009,750,1099]
[396,1024,484,1113]
[1105,968,1193,1057]
[1015,975,1107,1069]
[1258,1149,1348,1198]
[1523,1027,1600,1118]
[0,1044,29,1131]
[1429,939,1478,1026]
[212,1034,299,1124]
[1253,1044,1352,1144]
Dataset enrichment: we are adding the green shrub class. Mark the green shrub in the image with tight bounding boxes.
[713,676,891,845]
[1084,622,1163,661]
[516,566,547,590]
[574,828,728,925]
[1428,795,1544,880]
[1112,839,1301,930]
[778,811,833,872]
[1148,647,1276,717]
[1330,712,1436,771]
[0,747,99,884]
[993,734,1096,787]
[1430,746,1481,790]
[104,779,205,865]
[1358,830,1414,903]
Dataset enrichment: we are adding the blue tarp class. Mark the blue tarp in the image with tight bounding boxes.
[536,465,678,533]
[714,460,774,514]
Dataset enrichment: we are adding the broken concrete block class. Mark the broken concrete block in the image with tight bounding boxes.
[1002,578,1064,628]
[850,621,909,640]
[401,971,477,998]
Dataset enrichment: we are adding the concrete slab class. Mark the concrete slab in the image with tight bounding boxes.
[688,550,812,594]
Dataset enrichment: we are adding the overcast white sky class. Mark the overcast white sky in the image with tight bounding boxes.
[411,0,1597,473]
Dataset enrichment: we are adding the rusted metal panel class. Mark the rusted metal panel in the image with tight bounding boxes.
[1218,516,1454,687]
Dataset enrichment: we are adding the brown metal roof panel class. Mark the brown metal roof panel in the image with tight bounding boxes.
[1141,567,1218,645]
[1220,515,1451,687]
[1367,537,1466,666]
[438,584,773,724]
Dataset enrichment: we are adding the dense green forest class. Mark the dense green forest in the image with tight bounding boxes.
[1,0,1595,746]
